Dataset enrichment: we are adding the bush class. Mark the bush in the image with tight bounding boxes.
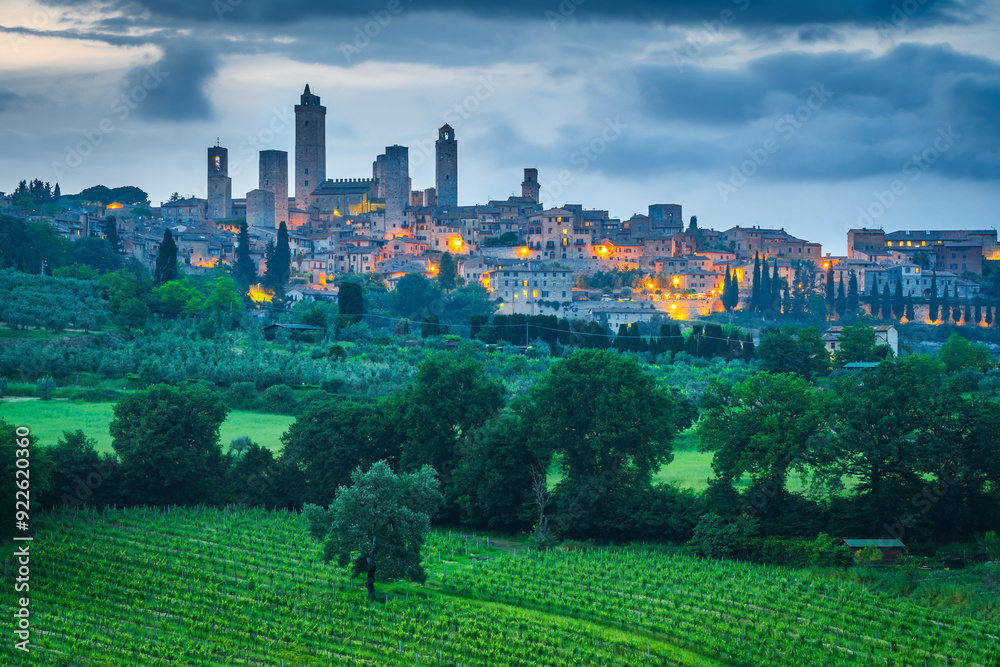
[688,513,758,560]
[261,383,295,407]
[35,376,56,400]
[0,376,7,397]
[226,381,257,409]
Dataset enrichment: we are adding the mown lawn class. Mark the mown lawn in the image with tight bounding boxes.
[0,399,294,454]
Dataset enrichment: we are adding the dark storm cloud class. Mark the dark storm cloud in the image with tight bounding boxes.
[631,43,1000,181]
[119,42,218,121]
[36,0,984,27]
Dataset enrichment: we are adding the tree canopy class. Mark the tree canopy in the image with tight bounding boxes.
[304,461,442,599]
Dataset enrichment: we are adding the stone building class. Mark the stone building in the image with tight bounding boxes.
[435,124,458,207]
[161,197,206,223]
[485,261,574,315]
[295,84,326,211]
[521,168,540,203]
[246,189,276,230]
[259,150,289,229]
[207,144,232,220]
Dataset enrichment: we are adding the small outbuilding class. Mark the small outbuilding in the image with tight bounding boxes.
[842,538,905,565]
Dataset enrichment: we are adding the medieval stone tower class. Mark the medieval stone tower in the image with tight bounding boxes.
[522,168,539,203]
[435,124,457,208]
[207,143,232,220]
[295,84,326,211]
[259,150,288,228]
[377,145,409,232]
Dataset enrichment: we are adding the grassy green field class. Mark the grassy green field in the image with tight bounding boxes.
[3,507,996,666]
[0,399,294,453]
[0,403,822,492]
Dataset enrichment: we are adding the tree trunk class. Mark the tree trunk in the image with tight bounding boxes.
[366,561,376,600]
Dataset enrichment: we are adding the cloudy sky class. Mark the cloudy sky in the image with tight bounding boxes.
[1,0,998,253]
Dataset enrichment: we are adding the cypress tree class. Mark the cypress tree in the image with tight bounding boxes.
[53,183,61,200]
[892,279,904,320]
[825,262,835,306]
[835,277,846,318]
[760,261,772,314]
[782,286,791,316]
[974,297,983,324]
[154,228,178,285]
[234,220,256,287]
[941,285,951,323]
[771,262,781,309]
[274,221,291,286]
[928,271,939,322]
[881,283,891,320]
[847,272,859,313]
[964,299,972,325]
[869,277,880,317]
[954,301,963,324]
[905,295,915,321]
[985,300,993,326]
[102,216,122,254]
[751,253,761,312]
[722,269,733,311]
[339,282,364,323]
[731,269,741,310]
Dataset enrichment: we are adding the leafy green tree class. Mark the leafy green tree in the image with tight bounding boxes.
[304,461,442,599]
[821,356,942,532]
[116,297,149,331]
[387,273,441,319]
[453,411,538,532]
[154,229,178,285]
[832,323,882,367]
[110,383,229,504]
[153,280,203,317]
[35,376,56,400]
[389,355,505,478]
[40,430,116,508]
[202,275,241,319]
[939,333,991,373]
[518,350,676,536]
[233,220,256,288]
[438,251,458,291]
[281,397,401,506]
[700,372,825,512]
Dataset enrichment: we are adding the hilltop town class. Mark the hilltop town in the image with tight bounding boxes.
[3,83,999,332]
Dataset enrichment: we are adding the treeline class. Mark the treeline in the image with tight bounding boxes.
[7,345,999,549]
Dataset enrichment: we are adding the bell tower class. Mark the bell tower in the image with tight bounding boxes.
[295,84,326,211]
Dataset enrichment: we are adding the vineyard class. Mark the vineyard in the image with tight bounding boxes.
[1,506,997,666]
